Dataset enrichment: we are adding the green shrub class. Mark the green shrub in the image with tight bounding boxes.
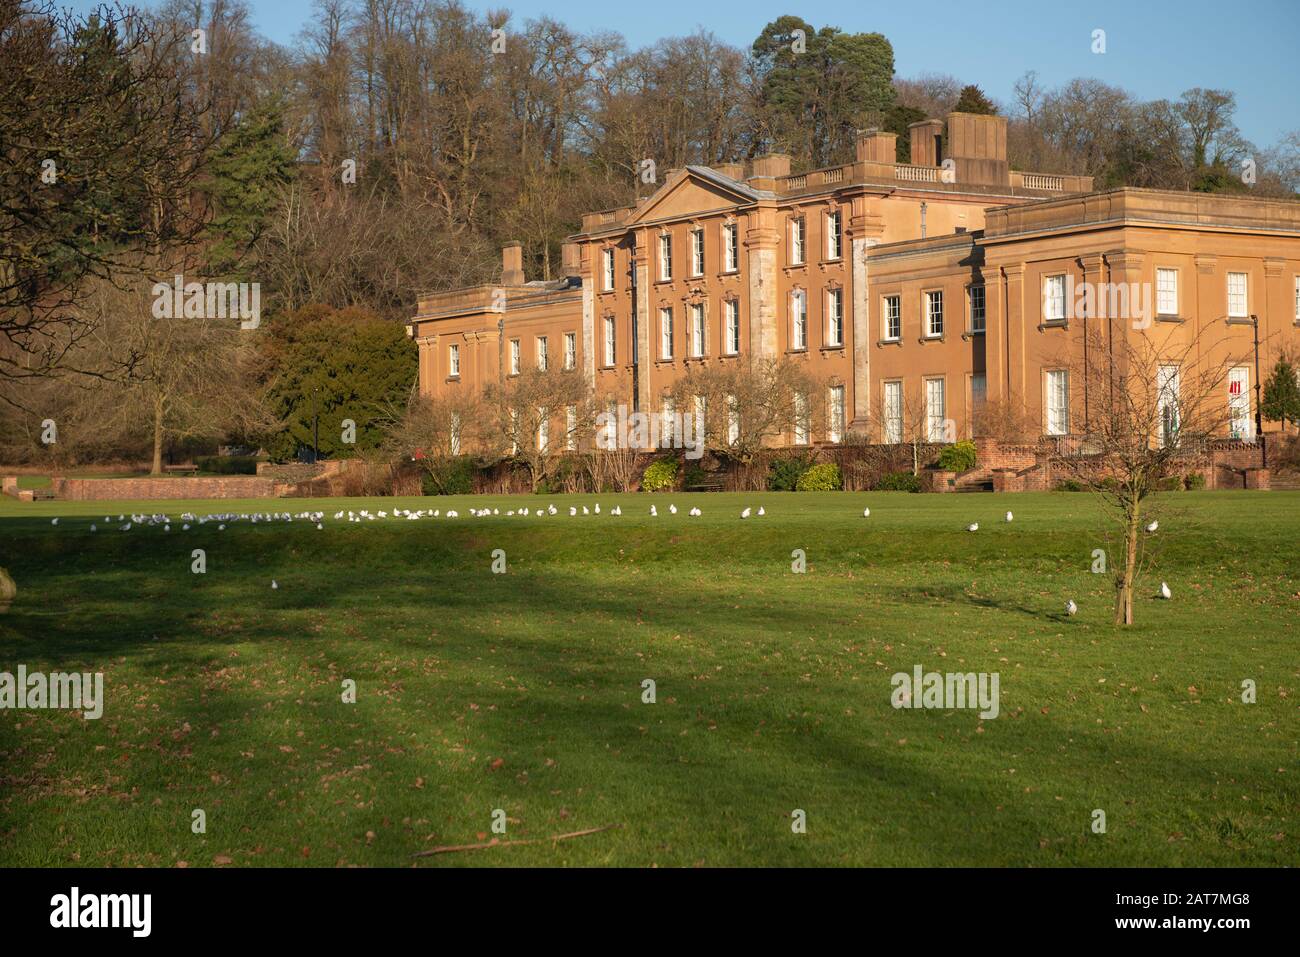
[876,470,922,492]
[1184,472,1206,490]
[421,456,475,495]
[767,454,813,491]
[937,440,978,473]
[641,457,678,492]
[1156,475,1183,492]
[1054,479,1085,492]
[795,462,842,491]
[195,455,258,475]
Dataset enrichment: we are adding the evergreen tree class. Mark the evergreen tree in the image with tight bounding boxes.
[1261,354,1300,431]
[954,84,997,115]
[265,306,418,460]
[752,17,895,168]
[204,98,297,279]
[885,104,927,162]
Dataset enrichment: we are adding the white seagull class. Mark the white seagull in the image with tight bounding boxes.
[1159,582,1172,600]
[271,580,278,590]
[1065,599,1078,616]
[757,507,765,516]
[1146,520,1159,533]
[967,523,979,532]
[741,507,751,519]
[650,505,658,517]
[862,508,871,518]
[1005,511,1013,523]
[669,504,677,514]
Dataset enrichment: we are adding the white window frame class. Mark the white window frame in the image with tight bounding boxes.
[564,331,576,370]
[724,300,740,355]
[603,316,616,367]
[826,210,842,260]
[658,233,672,282]
[565,405,577,450]
[883,380,902,444]
[726,394,740,445]
[723,222,738,273]
[1157,364,1181,448]
[970,373,987,420]
[537,408,549,451]
[1294,275,1300,322]
[660,307,673,360]
[791,290,807,350]
[828,384,845,443]
[968,284,985,333]
[603,400,617,447]
[793,392,810,445]
[1228,366,1252,439]
[690,302,705,358]
[883,295,901,342]
[448,343,460,377]
[1156,267,1178,317]
[1045,369,1069,436]
[826,288,843,347]
[925,290,944,338]
[602,248,616,291]
[690,228,704,277]
[925,377,946,442]
[790,217,805,265]
[509,338,521,375]
[1043,274,1066,323]
[536,336,548,371]
[450,412,461,456]
[1227,271,1248,318]
[660,396,676,446]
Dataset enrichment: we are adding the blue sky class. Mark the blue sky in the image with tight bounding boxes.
[70,0,1299,146]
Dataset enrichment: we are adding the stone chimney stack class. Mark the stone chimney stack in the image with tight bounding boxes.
[908,119,945,166]
[501,242,525,285]
[946,112,1010,186]
[856,129,898,163]
[750,153,791,178]
[560,241,581,277]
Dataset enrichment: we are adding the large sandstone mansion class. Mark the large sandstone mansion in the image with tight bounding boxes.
[409,111,1300,451]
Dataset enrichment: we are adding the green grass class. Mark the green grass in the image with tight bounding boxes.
[0,490,1296,867]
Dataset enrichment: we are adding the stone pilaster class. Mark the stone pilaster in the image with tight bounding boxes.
[634,231,651,414]
[847,195,884,431]
[745,204,780,360]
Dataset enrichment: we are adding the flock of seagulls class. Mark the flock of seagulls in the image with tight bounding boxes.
[45,502,1178,617]
[44,501,786,532]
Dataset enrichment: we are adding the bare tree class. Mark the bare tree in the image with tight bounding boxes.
[1055,322,1241,625]
[667,356,825,465]
[74,273,276,474]
[483,366,594,491]
[383,389,489,493]
[0,1,215,384]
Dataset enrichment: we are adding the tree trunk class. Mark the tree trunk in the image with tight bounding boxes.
[1116,505,1139,625]
[151,398,165,476]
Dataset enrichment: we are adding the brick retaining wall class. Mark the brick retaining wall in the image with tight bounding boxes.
[51,476,281,500]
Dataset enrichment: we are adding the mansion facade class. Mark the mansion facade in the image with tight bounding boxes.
[408,111,1300,452]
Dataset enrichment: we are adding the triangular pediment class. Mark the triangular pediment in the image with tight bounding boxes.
[625,166,763,226]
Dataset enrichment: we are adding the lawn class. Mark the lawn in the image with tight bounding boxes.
[0,490,1296,867]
